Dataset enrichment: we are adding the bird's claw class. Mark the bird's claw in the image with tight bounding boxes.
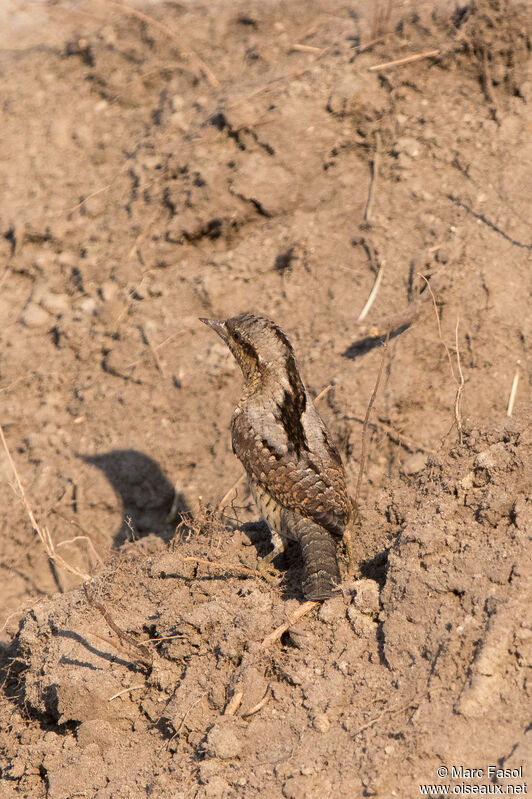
[240,554,281,585]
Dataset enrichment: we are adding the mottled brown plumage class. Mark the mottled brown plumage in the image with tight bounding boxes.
[200,312,352,600]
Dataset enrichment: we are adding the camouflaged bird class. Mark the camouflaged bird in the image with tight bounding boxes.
[200,312,352,600]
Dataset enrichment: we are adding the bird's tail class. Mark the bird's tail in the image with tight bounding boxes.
[291,516,341,601]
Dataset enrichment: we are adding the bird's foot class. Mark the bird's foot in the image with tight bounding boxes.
[240,550,282,586]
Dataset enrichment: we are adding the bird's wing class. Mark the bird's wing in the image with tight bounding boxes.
[231,408,350,539]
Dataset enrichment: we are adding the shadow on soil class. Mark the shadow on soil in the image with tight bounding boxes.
[79,449,189,546]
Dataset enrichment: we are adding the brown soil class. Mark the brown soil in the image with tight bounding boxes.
[1,1,531,797]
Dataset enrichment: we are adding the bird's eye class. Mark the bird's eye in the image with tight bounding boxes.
[233,330,242,343]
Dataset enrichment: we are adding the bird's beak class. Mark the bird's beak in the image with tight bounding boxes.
[199,317,229,344]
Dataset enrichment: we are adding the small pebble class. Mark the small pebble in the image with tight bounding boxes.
[396,136,421,158]
[402,453,428,476]
[317,596,344,623]
[100,280,118,302]
[21,303,50,328]
[75,297,97,315]
[40,292,70,315]
[351,579,380,615]
[347,606,376,637]
[57,251,77,267]
[204,719,242,760]
[312,712,330,733]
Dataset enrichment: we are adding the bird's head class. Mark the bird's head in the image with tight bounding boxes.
[200,312,299,386]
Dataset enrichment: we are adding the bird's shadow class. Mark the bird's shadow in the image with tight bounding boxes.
[79,449,189,547]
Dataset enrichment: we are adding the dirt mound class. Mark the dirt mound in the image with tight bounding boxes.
[2,414,531,797]
[1,0,532,795]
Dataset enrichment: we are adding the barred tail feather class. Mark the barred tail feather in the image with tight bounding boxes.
[291,516,341,601]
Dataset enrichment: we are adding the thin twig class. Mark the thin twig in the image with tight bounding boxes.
[224,691,244,716]
[217,473,246,511]
[421,277,453,376]
[368,49,440,72]
[241,684,272,717]
[65,183,112,215]
[454,318,465,444]
[108,685,145,702]
[421,276,464,444]
[353,333,390,512]
[260,600,318,648]
[346,415,435,455]
[0,424,91,581]
[84,583,153,667]
[55,535,104,566]
[228,69,311,109]
[314,384,333,403]
[355,34,393,56]
[1,424,41,536]
[0,267,11,293]
[352,696,420,738]
[361,274,443,336]
[290,44,323,54]
[363,131,381,225]
[139,325,166,376]
[88,629,136,656]
[108,1,219,87]
[182,555,262,578]
[506,362,521,417]
[358,263,384,322]
[176,694,206,735]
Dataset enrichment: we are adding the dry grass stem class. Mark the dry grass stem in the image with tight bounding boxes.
[364,274,443,336]
[358,263,384,322]
[0,267,11,293]
[181,555,262,578]
[353,332,390,512]
[421,276,464,444]
[224,691,243,716]
[355,33,393,55]
[108,1,219,87]
[0,424,91,582]
[368,49,440,72]
[454,318,465,443]
[352,695,421,738]
[241,684,272,717]
[84,583,153,667]
[363,131,382,226]
[291,44,323,54]
[314,384,333,403]
[65,183,112,215]
[217,473,246,511]
[506,362,521,417]
[370,0,393,40]
[140,325,166,376]
[108,685,145,702]
[229,69,311,110]
[56,535,103,566]
[1,604,34,634]
[260,600,318,648]
[175,694,206,737]
[346,415,435,455]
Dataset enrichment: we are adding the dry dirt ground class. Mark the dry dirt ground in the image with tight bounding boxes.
[1,0,532,797]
